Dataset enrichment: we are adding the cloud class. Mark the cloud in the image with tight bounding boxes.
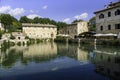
[42,5,48,10]
[0,6,11,13]
[30,10,34,13]
[0,6,25,16]
[9,8,25,16]
[63,18,71,23]
[29,10,39,13]
[27,14,41,19]
[74,13,88,20]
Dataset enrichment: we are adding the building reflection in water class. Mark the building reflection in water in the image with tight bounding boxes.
[23,42,57,58]
[91,45,120,80]
[57,43,89,63]
[0,42,57,68]
[0,42,120,80]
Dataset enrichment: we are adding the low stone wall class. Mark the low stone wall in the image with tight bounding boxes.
[96,39,120,46]
[68,38,95,44]
[55,38,120,46]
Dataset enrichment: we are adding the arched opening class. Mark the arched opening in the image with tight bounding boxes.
[99,14,104,19]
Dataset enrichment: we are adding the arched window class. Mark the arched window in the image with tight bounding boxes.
[115,9,120,16]
[108,12,111,17]
[99,14,104,19]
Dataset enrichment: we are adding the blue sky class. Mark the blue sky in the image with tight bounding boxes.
[0,0,117,23]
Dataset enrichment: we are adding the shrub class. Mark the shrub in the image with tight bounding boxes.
[10,35,15,39]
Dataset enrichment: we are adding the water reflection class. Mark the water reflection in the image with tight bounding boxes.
[22,42,57,64]
[57,43,89,63]
[0,42,57,68]
[91,46,120,80]
[0,42,120,80]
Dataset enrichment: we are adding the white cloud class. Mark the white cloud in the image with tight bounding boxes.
[0,6,25,16]
[63,18,71,23]
[27,14,41,19]
[74,13,88,20]
[0,6,11,13]
[42,5,48,10]
[29,10,39,13]
[30,10,34,13]
[9,8,25,16]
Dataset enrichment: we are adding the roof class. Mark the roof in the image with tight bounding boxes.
[94,1,120,14]
[22,23,57,28]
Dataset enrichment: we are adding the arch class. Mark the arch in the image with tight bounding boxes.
[99,14,104,19]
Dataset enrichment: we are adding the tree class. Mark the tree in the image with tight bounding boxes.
[33,17,40,23]
[57,22,67,30]
[12,22,22,30]
[72,19,84,23]
[0,14,21,32]
[89,16,96,31]
[19,16,33,23]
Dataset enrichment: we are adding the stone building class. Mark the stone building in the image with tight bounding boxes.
[11,32,26,40]
[94,1,120,34]
[60,21,88,38]
[22,23,57,39]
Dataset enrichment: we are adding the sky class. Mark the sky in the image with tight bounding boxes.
[0,0,118,23]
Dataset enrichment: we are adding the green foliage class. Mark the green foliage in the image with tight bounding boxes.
[29,38,36,44]
[1,40,15,52]
[36,39,41,43]
[12,22,22,30]
[17,42,21,46]
[72,19,84,23]
[0,14,21,32]
[23,42,25,46]
[0,30,4,39]
[56,22,67,30]
[89,17,96,31]
[54,36,67,42]
[19,16,33,23]
[25,36,29,39]
[10,34,15,39]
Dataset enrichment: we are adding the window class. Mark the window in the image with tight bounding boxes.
[100,26,103,31]
[108,12,111,17]
[99,14,104,19]
[115,24,120,29]
[108,25,111,30]
[115,9,120,16]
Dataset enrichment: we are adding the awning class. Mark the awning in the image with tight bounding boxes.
[94,33,117,37]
